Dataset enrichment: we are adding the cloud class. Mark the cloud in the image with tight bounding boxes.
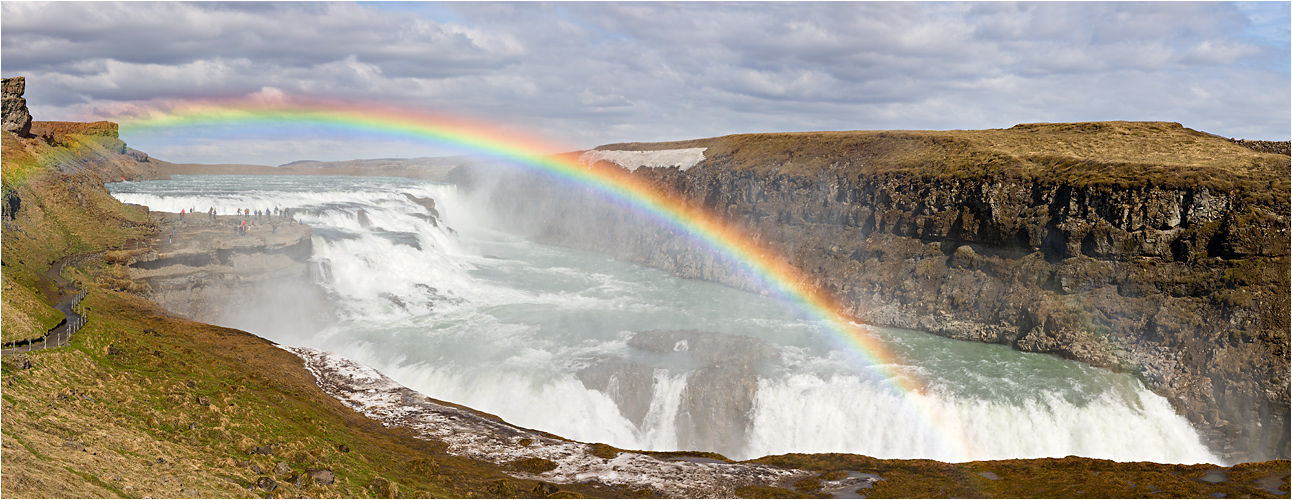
[2,1,1287,165]
[2,2,524,77]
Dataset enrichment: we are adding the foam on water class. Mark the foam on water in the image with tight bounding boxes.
[744,372,1215,463]
[108,175,1222,464]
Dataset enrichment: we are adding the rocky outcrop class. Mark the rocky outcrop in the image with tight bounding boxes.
[127,212,333,334]
[1229,139,1291,156]
[2,76,33,137]
[474,125,1290,463]
[1,78,164,182]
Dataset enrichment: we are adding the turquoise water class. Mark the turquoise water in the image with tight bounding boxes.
[109,175,1218,463]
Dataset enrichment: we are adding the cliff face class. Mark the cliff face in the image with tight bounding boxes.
[474,123,1290,464]
[125,212,333,334]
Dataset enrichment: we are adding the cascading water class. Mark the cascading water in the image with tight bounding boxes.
[108,175,1220,464]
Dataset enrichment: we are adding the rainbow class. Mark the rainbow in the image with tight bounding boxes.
[113,96,973,461]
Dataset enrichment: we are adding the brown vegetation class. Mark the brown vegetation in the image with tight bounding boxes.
[597,121,1290,198]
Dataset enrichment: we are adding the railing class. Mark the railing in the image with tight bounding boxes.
[1,279,89,354]
[4,244,140,354]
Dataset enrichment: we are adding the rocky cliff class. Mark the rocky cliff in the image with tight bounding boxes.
[124,211,333,335]
[471,122,1291,464]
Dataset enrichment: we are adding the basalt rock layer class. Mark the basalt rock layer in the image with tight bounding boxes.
[474,122,1291,464]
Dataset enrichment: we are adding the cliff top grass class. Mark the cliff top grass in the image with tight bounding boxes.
[597,121,1291,196]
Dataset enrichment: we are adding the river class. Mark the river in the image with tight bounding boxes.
[107,174,1218,464]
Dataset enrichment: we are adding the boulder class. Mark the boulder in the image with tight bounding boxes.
[306,468,335,486]
[255,476,277,492]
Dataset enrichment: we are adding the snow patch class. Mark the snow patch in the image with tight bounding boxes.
[283,345,830,498]
[579,148,707,172]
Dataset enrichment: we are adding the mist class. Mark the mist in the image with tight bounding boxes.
[107,169,1221,464]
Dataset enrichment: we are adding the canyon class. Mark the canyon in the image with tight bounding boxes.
[4,75,1289,497]
[471,123,1291,464]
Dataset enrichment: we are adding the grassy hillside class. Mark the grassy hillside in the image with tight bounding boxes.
[597,121,1290,199]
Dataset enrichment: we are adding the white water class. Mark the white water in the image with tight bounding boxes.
[108,175,1220,464]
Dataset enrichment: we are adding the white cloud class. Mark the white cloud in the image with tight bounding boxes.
[2,1,1287,165]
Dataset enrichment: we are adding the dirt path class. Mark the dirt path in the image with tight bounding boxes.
[2,257,88,355]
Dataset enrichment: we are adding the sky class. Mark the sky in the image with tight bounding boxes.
[2,1,1289,166]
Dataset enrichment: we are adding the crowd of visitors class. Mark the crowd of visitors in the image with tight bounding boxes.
[165,205,299,243]
[231,206,295,236]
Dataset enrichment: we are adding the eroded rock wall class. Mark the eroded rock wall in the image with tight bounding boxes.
[127,213,334,335]
[476,163,1290,464]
